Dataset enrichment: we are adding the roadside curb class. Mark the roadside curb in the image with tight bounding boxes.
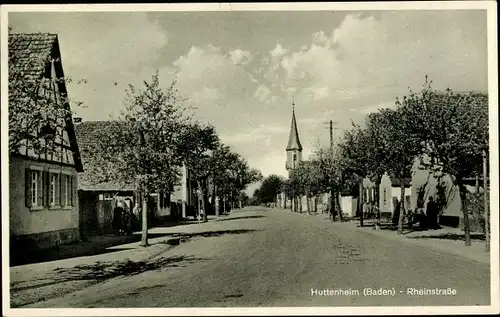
[342,221,490,265]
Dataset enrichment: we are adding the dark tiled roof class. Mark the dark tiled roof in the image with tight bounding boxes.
[8,33,84,172]
[75,121,136,191]
[9,33,58,80]
[79,181,136,192]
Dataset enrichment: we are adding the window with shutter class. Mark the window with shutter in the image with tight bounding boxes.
[25,168,32,207]
[42,171,49,206]
[50,173,57,206]
[58,173,63,206]
[64,175,70,206]
[69,175,73,206]
[31,171,38,206]
[27,167,43,209]
[37,172,43,207]
[71,175,77,206]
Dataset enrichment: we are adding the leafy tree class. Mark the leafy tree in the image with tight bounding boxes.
[257,174,285,206]
[178,121,220,222]
[302,159,324,213]
[238,191,250,208]
[8,34,86,158]
[85,71,187,246]
[337,125,373,226]
[288,162,308,212]
[367,107,421,233]
[208,144,262,212]
[251,188,262,206]
[399,77,489,245]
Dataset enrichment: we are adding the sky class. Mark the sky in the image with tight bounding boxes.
[9,9,488,195]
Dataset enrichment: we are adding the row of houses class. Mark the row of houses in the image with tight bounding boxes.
[8,33,205,258]
[277,95,487,232]
[276,167,486,231]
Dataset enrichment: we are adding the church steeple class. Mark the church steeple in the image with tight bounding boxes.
[285,98,303,173]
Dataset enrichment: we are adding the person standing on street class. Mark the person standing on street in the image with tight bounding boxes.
[426,196,439,229]
[112,202,125,235]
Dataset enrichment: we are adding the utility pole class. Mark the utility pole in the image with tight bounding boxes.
[323,120,338,151]
[134,119,149,247]
[323,120,341,221]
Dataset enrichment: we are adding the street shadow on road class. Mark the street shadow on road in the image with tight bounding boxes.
[408,232,486,241]
[215,215,266,222]
[12,255,207,292]
[10,255,208,308]
[10,232,179,267]
[159,229,260,244]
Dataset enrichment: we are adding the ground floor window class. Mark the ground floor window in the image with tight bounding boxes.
[30,169,42,206]
[25,167,75,209]
[50,173,60,206]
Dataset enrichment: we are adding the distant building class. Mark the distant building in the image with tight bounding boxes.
[285,101,303,176]
[363,156,486,231]
[8,33,84,257]
[279,101,304,210]
[378,172,412,218]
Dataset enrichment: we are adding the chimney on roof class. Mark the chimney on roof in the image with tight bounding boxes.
[73,117,82,125]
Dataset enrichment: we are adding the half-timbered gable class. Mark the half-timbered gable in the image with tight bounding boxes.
[8,33,83,262]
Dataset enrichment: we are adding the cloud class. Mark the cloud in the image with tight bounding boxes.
[228,49,254,65]
[270,42,288,58]
[269,11,487,114]
[9,11,487,179]
[10,12,169,121]
[311,30,329,46]
[253,84,273,103]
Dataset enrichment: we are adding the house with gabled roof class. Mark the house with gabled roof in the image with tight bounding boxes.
[8,33,84,259]
[378,172,412,219]
[75,120,196,235]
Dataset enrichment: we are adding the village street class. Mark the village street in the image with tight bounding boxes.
[12,207,490,308]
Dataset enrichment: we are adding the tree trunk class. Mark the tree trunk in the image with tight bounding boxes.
[483,150,489,252]
[475,174,480,194]
[141,192,149,247]
[397,180,405,234]
[336,188,343,221]
[223,195,226,214]
[329,187,335,220]
[231,192,234,210]
[375,176,381,230]
[197,180,208,223]
[215,185,219,217]
[458,179,471,246]
[359,181,364,227]
[314,195,318,213]
[305,191,309,214]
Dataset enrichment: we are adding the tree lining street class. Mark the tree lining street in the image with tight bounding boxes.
[18,207,490,308]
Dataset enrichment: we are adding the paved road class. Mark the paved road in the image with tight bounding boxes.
[26,207,490,307]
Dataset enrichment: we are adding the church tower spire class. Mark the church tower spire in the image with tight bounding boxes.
[285,98,303,174]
